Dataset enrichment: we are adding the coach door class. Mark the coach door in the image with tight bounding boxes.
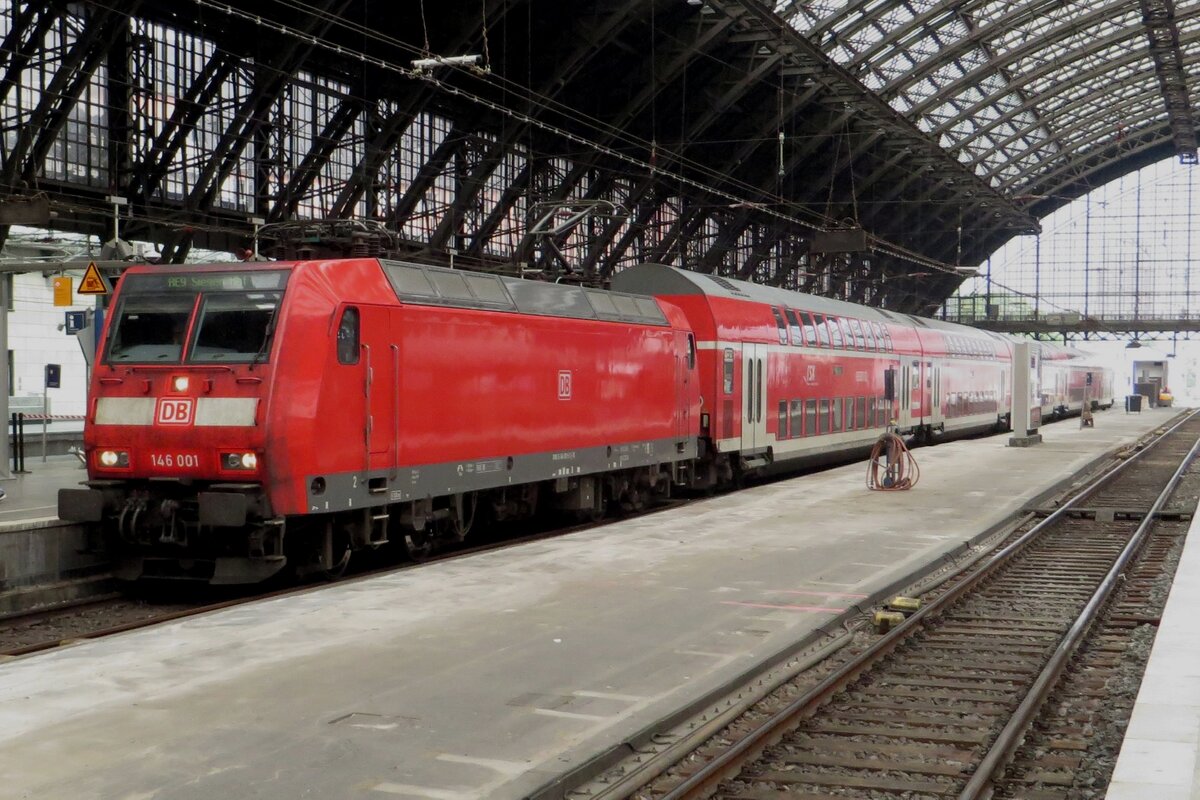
[360,305,398,474]
[928,362,943,428]
[741,345,767,451]
[894,359,920,431]
[910,360,925,424]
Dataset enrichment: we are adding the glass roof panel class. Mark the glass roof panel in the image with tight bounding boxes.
[783,0,1200,197]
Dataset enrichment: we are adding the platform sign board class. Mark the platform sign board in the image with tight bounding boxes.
[52,276,72,306]
[77,262,110,295]
[64,310,85,334]
[44,363,61,389]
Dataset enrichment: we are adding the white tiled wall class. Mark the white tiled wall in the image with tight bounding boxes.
[10,271,93,417]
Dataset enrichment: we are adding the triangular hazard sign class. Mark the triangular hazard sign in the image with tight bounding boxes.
[78,262,109,295]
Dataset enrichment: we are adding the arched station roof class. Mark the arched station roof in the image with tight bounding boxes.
[0,0,1191,313]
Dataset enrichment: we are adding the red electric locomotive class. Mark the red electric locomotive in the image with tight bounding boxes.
[59,258,700,583]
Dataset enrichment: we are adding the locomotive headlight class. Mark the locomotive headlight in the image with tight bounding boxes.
[222,451,258,470]
[172,376,190,392]
[98,449,129,468]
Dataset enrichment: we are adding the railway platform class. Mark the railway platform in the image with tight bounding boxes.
[0,407,1178,800]
[1108,478,1200,799]
[0,455,106,608]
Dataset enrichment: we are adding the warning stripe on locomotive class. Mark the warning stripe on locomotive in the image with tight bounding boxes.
[94,397,258,427]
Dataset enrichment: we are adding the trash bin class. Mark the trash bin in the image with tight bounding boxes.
[1125,394,1143,413]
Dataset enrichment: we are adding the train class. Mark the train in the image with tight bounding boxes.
[57,258,1115,584]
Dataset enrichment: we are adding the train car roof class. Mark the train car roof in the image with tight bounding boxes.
[614,263,1011,342]
[380,259,671,327]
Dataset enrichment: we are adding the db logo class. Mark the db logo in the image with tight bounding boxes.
[156,397,194,426]
[805,365,817,384]
[557,370,572,400]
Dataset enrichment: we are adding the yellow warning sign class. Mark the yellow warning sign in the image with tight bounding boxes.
[52,276,72,306]
[77,261,109,295]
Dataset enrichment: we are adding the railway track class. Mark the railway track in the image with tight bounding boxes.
[624,411,1200,800]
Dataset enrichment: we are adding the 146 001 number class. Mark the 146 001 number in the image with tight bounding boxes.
[151,453,199,468]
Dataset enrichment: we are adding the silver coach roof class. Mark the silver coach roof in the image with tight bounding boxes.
[613,263,1012,342]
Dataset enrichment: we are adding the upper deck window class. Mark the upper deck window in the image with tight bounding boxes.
[105,270,288,365]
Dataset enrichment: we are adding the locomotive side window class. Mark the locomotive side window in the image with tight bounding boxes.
[723,349,735,393]
[106,295,195,362]
[337,307,360,365]
[687,334,696,369]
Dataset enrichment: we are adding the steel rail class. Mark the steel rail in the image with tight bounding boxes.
[660,409,1200,800]
[959,416,1200,798]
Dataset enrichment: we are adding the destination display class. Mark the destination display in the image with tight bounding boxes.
[121,270,289,294]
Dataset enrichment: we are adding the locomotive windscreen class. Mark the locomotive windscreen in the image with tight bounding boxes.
[105,270,289,364]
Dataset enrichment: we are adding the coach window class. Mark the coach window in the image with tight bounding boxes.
[771,308,788,344]
[818,399,831,434]
[790,400,803,437]
[805,398,818,436]
[827,317,844,348]
[337,306,360,365]
[849,319,867,350]
[839,318,856,350]
[784,308,802,346]
[814,314,832,347]
[778,401,788,439]
[863,322,876,351]
[723,349,735,393]
[800,311,819,346]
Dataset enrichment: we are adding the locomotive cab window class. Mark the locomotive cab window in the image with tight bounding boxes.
[106,295,195,362]
[191,291,283,362]
[337,307,360,365]
[104,269,289,364]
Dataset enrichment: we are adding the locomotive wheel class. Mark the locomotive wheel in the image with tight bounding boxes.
[403,531,434,562]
